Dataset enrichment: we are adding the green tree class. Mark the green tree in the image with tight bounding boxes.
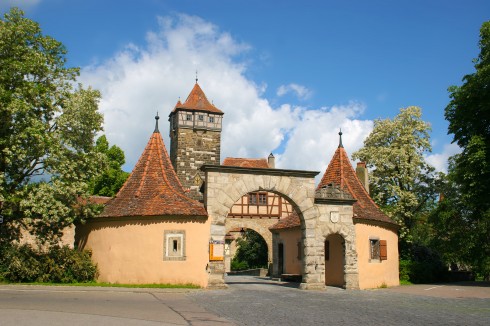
[431,21,490,279]
[89,135,129,197]
[232,229,268,270]
[352,106,438,252]
[0,8,104,245]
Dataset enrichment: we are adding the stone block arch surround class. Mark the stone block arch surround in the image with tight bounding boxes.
[225,219,276,263]
[201,165,353,289]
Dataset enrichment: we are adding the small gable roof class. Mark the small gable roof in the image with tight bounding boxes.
[100,117,207,218]
[172,83,223,114]
[269,212,301,231]
[222,157,269,169]
[317,136,397,226]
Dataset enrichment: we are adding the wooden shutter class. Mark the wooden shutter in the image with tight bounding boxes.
[380,240,387,260]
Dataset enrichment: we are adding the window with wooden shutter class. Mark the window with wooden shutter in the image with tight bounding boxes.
[380,240,387,260]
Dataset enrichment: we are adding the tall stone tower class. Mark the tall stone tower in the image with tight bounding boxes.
[168,82,224,200]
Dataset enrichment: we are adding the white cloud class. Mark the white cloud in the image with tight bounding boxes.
[1,0,41,11]
[425,142,461,173]
[277,83,312,100]
[79,14,375,182]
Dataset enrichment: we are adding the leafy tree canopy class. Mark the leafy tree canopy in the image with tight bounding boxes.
[89,135,129,197]
[232,229,268,270]
[0,8,104,245]
[432,21,490,279]
[352,106,438,247]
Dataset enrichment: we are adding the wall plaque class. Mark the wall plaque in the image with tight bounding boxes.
[209,240,224,261]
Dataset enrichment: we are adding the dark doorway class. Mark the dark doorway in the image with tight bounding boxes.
[278,243,284,275]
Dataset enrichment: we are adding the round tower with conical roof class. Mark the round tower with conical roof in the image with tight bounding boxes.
[168,82,224,200]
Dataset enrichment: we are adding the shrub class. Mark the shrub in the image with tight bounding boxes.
[231,258,249,271]
[0,244,98,283]
[399,259,412,283]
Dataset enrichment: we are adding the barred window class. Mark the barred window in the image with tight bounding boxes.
[370,239,380,260]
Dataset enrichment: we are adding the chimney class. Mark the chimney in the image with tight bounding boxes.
[356,162,369,194]
[268,153,275,169]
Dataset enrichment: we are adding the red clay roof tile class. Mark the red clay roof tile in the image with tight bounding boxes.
[269,211,301,230]
[317,144,397,226]
[222,157,269,168]
[173,83,223,114]
[100,126,207,218]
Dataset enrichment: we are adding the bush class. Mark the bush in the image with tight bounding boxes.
[399,259,412,283]
[398,243,450,284]
[0,244,98,283]
[231,258,249,271]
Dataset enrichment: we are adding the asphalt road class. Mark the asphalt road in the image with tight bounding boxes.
[1,277,489,325]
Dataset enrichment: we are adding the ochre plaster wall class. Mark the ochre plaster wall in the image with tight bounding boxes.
[276,228,302,275]
[355,223,399,289]
[76,217,210,287]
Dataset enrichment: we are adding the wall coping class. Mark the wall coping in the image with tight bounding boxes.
[201,164,319,179]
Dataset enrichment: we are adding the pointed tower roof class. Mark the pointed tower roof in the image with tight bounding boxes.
[100,116,207,218]
[317,132,397,226]
[172,83,223,114]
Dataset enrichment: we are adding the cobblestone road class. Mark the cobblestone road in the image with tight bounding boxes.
[189,276,490,326]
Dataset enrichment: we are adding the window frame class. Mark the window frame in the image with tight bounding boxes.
[369,238,387,262]
[248,192,268,206]
[163,230,186,261]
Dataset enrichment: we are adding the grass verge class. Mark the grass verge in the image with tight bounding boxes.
[0,281,200,289]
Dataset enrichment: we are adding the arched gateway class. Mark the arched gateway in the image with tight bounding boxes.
[76,83,399,290]
[201,164,361,290]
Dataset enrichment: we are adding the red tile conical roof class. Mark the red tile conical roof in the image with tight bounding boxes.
[317,140,396,226]
[100,117,207,218]
[173,83,223,114]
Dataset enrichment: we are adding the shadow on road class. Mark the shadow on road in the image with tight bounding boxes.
[225,275,301,288]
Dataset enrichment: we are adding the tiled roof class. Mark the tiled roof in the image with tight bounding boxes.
[222,157,269,168]
[317,144,397,226]
[100,122,207,218]
[269,211,301,231]
[88,196,112,205]
[173,83,223,114]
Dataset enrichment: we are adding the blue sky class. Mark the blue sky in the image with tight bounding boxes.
[3,0,489,176]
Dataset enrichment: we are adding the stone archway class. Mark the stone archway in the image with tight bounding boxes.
[202,165,323,289]
[225,219,274,264]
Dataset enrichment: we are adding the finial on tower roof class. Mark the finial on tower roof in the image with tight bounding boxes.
[154,112,160,133]
[195,70,198,84]
[338,129,343,148]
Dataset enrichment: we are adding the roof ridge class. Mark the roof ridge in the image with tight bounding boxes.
[100,127,207,218]
[155,134,185,193]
